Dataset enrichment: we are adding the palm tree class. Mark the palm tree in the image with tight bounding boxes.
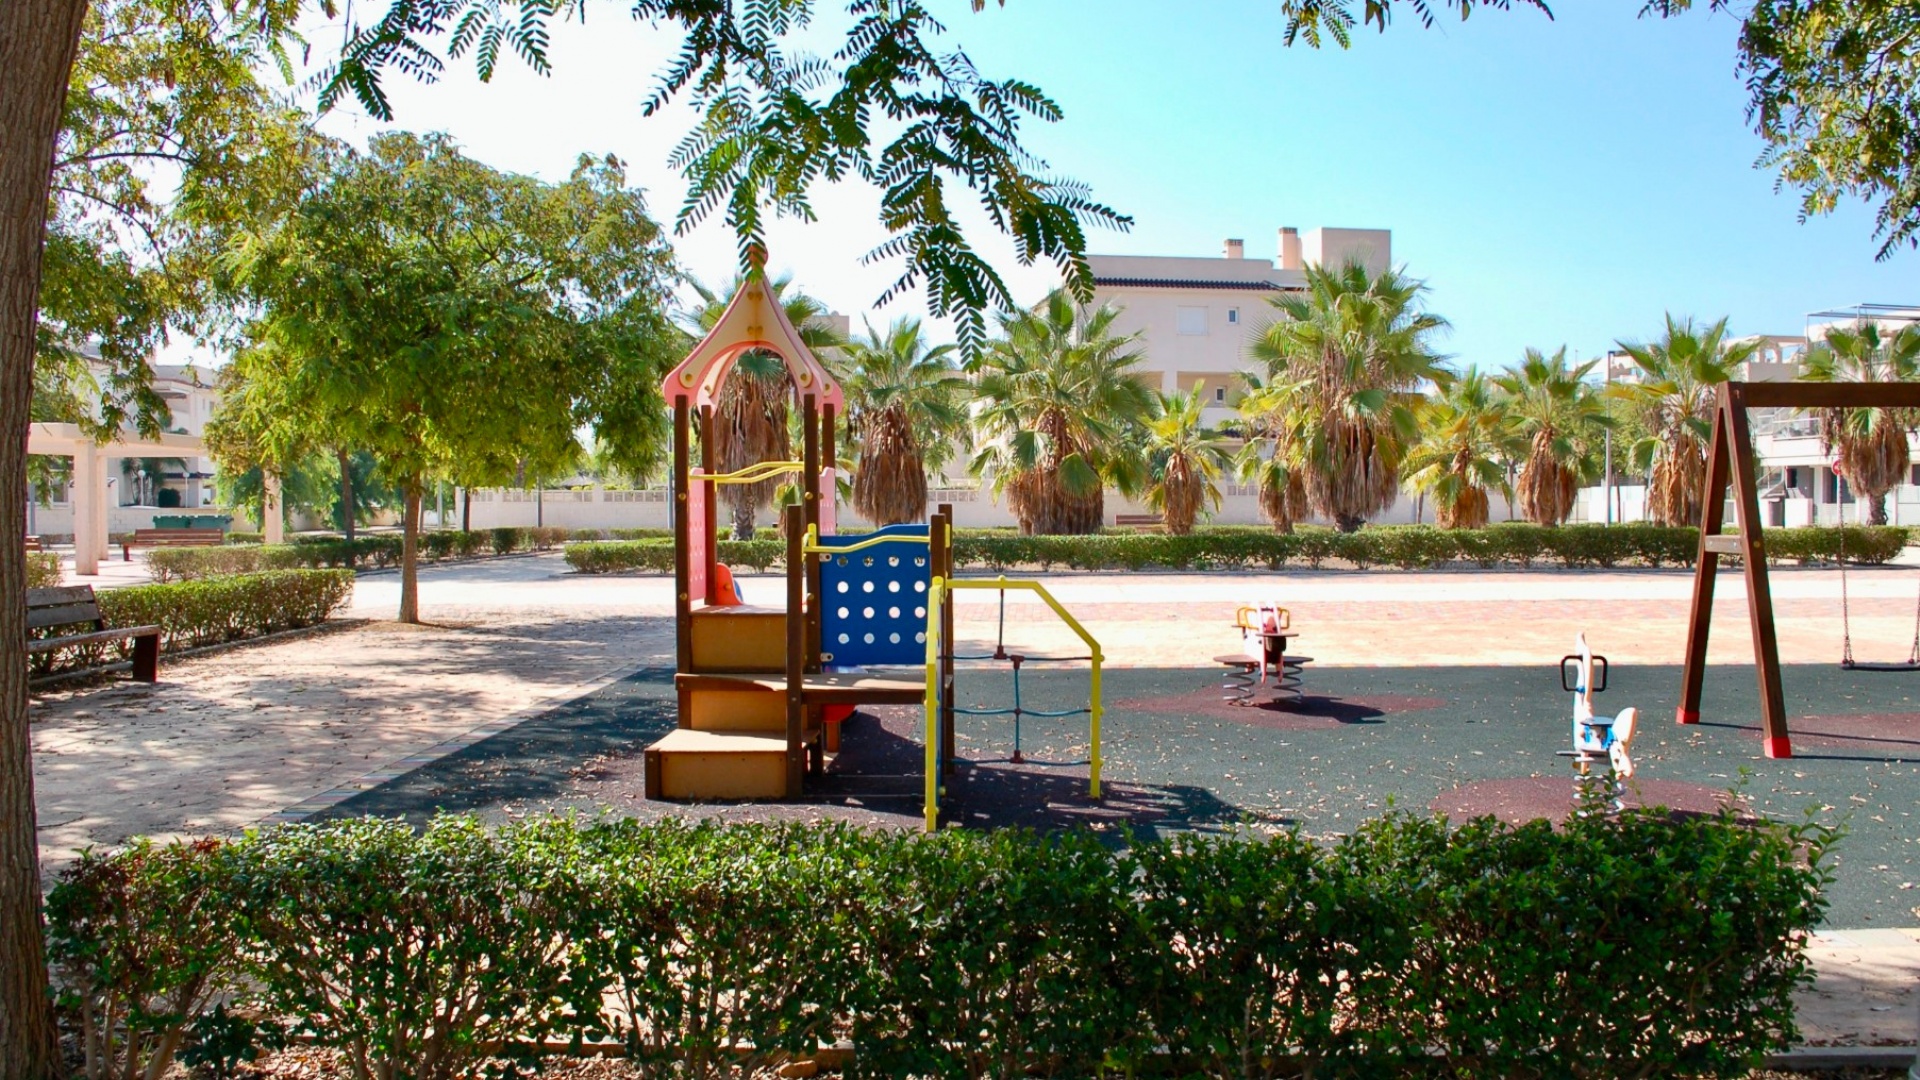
[1800,321,1920,525]
[1495,346,1612,524]
[969,290,1154,534]
[1402,369,1515,528]
[834,317,967,526]
[1142,385,1236,535]
[1243,261,1449,532]
[1234,370,1309,533]
[688,274,844,538]
[1612,315,1759,527]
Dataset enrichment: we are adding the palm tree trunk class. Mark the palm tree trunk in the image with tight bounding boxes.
[0,4,89,1077]
[731,501,755,541]
[1870,491,1890,527]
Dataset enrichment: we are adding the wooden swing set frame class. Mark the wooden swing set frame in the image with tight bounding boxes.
[1679,380,1920,759]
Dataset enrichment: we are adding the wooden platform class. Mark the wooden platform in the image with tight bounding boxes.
[644,729,788,800]
[674,669,924,705]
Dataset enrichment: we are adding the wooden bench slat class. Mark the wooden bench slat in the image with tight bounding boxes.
[28,626,160,653]
[28,586,96,607]
[27,604,103,631]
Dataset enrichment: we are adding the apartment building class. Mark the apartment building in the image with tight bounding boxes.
[1088,227,1392,425]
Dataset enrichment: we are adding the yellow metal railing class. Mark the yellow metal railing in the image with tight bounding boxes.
[923,575,1103,831]
[700,460,804,486]
[803,524,932,557]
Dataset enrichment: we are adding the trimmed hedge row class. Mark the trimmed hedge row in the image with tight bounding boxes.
[48,811,1829,1080]
[28,570,355,677]
[562,538,785,575]
[150,528,577,581]
[27,551,62,588]
[565,523,1912,574]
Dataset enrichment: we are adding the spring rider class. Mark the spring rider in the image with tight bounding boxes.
[1557,632,1639,812]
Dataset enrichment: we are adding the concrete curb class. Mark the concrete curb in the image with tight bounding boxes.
[1765,1045,1918,1070]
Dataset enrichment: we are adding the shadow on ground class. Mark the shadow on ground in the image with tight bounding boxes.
[318,661,1920,926]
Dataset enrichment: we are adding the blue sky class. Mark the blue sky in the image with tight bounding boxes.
[304,0,1916,369]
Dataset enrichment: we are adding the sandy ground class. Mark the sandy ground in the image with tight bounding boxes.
[26,550,1920,1054]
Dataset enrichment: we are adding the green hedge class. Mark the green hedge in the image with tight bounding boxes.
[46,811,1829,1080]
[28,570,355,677]
[563,538,785,575]
[565,523,1911,574]
[149,528,578,581]
[27,551,61,588]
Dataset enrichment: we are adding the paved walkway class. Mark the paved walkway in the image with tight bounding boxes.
[26,550,1920,1054]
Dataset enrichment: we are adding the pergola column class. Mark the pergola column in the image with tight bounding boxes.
[72,442,106,575]
[263,472,285,544]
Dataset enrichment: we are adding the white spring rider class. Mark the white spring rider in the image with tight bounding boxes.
[1560,632,1639,812]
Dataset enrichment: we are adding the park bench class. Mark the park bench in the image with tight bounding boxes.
[1114,513,1165,532]
[24,536,43,552]
[27,585,160,682]
[121,527,224,561]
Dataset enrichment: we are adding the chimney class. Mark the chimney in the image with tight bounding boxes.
[1224,238,1244,260]
[1278,227,1303,270]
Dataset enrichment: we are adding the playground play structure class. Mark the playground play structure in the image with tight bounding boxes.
[1679,380,1920,758]
[645,269,1101,825]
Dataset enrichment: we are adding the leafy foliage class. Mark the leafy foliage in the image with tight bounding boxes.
[1612,314,1758,527]
[46,811,1831,1077]
[313,0,1129,355]
[1495,346,1612,525]
[39,0,313,441]
[1142,385,1236,535]
[1402,368,1515,528]
[835,316,967,526]
[968,290,1154,534]
[212,132,681,620]
[1799,320,1920,525]
[1243,261,1450,532]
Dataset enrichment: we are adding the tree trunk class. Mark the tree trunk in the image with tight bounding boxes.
[338,449,355,541]
[1,4,90,1078]
[399,480,421,624]
[732,502,755,541]
[1335,514,1365,533]
[1870,491,1889,527]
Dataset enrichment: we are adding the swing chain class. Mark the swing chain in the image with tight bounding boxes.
[1836,509,1920,670]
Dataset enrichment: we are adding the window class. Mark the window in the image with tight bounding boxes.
[1911,464,1920,487]
[1176,306,1207,336]
[1214,387,1227,403]
[1227,307,1239,324]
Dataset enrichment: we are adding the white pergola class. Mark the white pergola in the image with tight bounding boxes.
[27,422,283,575]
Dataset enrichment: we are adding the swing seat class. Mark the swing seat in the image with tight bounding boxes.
[1842,659,1920,673]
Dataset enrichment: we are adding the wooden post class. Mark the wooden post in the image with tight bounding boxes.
[700,405,717,601]
[1725,384,1792,758]
[803,397,822,673]
[1677,386,1732,728]
[672,400,692,673]
[784,503,806,796]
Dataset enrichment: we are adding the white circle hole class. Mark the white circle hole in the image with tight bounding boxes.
[863,632,874,644]
[889,632,901,644]
[915,632,927,644]
[838,633,849,644]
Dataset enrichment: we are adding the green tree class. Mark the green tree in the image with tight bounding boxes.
[969,291,1154,534]
[1495,346,1611,524]
[1242,261,1450,532]
[215,133,680,622]
[1403,368,1514,528]
[835,317,966,527]
[1,2,1122,1070]
[1235,370,1310,533]
[1612,314,1759,527]
[1799,321,1920,526]
[1142,385,1236,535]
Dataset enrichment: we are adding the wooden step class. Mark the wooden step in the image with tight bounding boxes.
[676,669,925,706]
[689,604,788,673]
[683,682,785,732]
[645,729,790,800]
